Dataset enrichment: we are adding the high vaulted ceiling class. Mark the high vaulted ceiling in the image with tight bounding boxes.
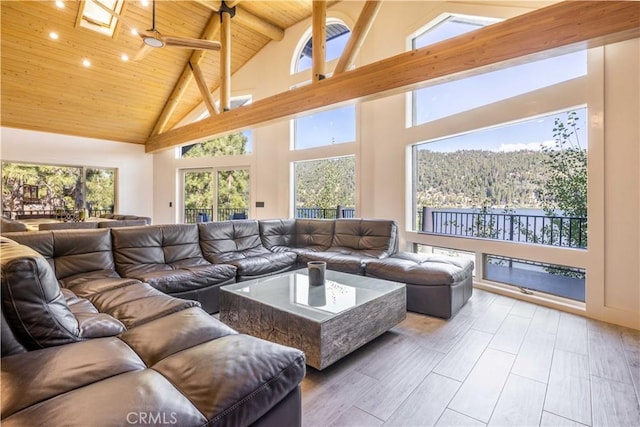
[0,0,336,144]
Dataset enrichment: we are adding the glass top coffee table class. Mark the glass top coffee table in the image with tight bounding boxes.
[219,269,406,370]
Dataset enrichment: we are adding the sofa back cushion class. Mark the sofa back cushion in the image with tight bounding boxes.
[331,219,399,258]
[198,220,265,262]
[4,231,55,272]
[0,217,28,233]
[52,229,116,280]
[6,230,117,281]
[112,225,168,277]
[258,219,296,251]
[160,224,209,268]
[0,238,124,350]
[38,222,99,231]
[97,219,148,228]
[112,225,210,275]
[295,219,335,251]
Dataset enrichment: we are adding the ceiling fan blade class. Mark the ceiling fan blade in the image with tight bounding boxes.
[133,42,154,61]
[161,36,221,51]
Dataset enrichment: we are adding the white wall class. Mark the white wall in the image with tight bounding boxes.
[1,127,154,219]
[153,2,639,328]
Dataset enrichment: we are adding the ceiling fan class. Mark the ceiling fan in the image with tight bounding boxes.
[137,0,221,52]
[91,0,221,58]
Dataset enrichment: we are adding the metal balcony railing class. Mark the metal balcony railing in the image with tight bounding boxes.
[184,207,249,223]
[295,206,355,219]
[417,207,587,249]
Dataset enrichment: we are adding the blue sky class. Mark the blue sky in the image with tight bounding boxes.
[295,15,587,154]
[419,107,588,153]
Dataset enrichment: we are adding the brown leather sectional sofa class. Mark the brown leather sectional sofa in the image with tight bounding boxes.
[0,235,305,426]
[1,218,473,426]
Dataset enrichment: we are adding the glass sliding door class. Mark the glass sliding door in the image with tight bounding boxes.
[85,167,116,216]
[183,169,214,223]
[216,169,249,220]
[182,168,249,222]
[1,161,116,219]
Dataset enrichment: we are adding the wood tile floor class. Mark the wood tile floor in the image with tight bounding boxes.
[301,289,640,427]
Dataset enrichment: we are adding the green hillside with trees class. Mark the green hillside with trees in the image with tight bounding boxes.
[415,149,549,209]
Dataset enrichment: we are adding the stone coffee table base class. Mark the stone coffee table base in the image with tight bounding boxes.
[220,285,406,370]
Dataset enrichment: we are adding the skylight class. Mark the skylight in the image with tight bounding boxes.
[78,0,124,37]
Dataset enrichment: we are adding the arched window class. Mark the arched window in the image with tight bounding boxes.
[294,21,351,73]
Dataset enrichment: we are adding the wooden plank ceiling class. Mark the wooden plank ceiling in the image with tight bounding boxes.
[0,1,334,144]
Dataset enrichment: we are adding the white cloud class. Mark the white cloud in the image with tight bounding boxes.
[497,140,555,152]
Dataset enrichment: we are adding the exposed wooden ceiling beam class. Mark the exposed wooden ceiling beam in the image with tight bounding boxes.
[334,1,382,74]
[149,13,221,136]
[312,0,327,81]
[220,4,232,111]
[189,61,219,116]
[195,0,285,41]
[146,1,640,153]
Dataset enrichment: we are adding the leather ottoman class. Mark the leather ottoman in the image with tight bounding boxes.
[365,252,474,318]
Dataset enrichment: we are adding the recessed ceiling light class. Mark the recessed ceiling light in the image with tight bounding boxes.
[82,59,91,67]
[49,32,59,40]
[55,1,64,8]
[131,28,138,36]
[121,54,129,62]
[141,0,149,7]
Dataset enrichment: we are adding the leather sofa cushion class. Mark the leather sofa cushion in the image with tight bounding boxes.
[298,251,366,275]
[112,225,166,276]
[2,369,209,427]
[85,281,201,328]
[259,218,296,251]
[365,252,474,285]
[295,219,334,250]
[1,331,304,426]
[3,231,55,271]
[331,219,398,258]
[0,217,28,233]
[52,229,116,279]
[153,334,306,426]
[232,251,297,278]
[198,220,263,254]
[38,222,99,230]
[1,338,147,420]
[59,269,123,289]
[111,225,235,293]
[120,307,237,366]
[63,277,142,298]
[160,224,208,267]
[199,221,297,277]
[3,230,119,282]
[125,264,237,294]
[0,240,125,350]
[97,219,148,228]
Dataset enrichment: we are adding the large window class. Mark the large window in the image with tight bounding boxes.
[183,168,249,223]
[294,156,355,219]
[412,108,587,301]
[410,14,586,126]
[1,162,116,218]
[181,132,252,158]
[180,96,253,157]
[294,105,356,150]
[295,22,351,73]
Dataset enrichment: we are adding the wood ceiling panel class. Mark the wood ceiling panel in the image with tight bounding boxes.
[1,1,340,143]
